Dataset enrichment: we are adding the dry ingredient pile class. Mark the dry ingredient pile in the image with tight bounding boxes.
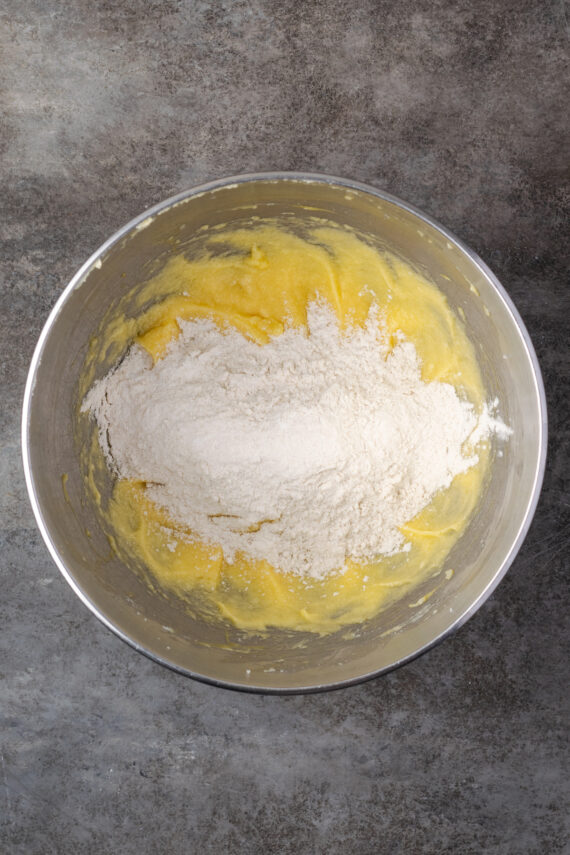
[83,302,503,581]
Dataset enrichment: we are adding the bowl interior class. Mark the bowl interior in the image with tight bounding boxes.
[23,176,545,691]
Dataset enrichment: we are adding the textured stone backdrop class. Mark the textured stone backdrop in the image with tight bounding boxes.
[1,2,568,853]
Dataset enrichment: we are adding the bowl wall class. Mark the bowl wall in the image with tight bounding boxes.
[22,174,546,692]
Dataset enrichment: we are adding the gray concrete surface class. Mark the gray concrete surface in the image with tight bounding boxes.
[1,1,568,852]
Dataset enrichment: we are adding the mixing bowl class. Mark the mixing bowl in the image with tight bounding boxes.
[22,173,547,693]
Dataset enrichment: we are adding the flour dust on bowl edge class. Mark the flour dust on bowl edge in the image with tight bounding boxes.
[22,173,547,693]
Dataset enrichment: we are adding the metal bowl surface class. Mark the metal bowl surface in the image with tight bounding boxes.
[22,173,547,693]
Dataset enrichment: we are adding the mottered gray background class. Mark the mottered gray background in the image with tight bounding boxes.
[1,1,568,852]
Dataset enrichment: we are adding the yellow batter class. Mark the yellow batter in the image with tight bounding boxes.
[80,221,489,635]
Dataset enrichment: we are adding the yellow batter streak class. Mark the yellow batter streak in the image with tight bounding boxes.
[80,222,489,635]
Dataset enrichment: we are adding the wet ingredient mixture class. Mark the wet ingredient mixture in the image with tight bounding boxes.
[80,223,509,634]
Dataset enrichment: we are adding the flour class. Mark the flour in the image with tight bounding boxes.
[82,302,508,579]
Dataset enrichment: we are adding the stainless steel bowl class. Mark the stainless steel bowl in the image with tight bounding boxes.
[22,173,547,693]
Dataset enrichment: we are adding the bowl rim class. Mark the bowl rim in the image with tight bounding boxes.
[21,170,548,694]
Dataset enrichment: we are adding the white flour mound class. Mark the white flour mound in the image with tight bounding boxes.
[82,303,509,579]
